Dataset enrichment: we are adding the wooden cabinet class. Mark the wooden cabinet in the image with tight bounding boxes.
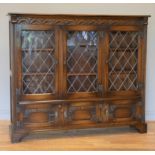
[9,14,149,142]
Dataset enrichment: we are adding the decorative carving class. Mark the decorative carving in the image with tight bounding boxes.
[108,104,117,120]
[90,106,98,122]
[132,102,143,120]
[10,15,144,26]
[99,103,109,122]
[16,105,24,129]
[64,106,76,122]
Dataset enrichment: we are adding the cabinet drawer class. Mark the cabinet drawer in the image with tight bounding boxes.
[108,100,136,122]
[17,103,60,129]
[64,102,100,125]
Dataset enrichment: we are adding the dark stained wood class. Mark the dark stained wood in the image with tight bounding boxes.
[9,14,149,143]
[142,17,148,122]
[102,31,109,93]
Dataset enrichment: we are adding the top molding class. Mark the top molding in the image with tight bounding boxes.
[9,13,150,26]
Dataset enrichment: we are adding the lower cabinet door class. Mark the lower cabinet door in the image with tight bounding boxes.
[108,100,138,123]
[17,103,62,129]
[64,102,100,125]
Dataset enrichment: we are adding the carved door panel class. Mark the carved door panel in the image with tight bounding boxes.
[63,102,100,125]
[106,26,143,95]
[62,26,103,99]
[16,103,62,129]
[15,25,59,100]
[108,100,142,123]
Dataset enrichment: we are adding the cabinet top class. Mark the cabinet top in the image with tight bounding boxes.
[9,13,150,25]
[8,13,151,17]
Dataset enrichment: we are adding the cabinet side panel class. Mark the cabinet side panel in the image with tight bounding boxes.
[142,18,148,122]
[9,21,16,124]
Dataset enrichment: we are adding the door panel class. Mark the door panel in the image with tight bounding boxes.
[106,26,142,95]
[63,27,103,98]
[66,31,98,94]
[16,103,61,129]
[16,25,59,100]
[64,102,100,125]
[108,100,137,122]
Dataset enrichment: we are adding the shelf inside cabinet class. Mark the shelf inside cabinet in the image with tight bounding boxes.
[22,48,54,52]
[109,71,137,75]
[67,73,97,76]
[68,44,97,48]
[109,48,138,52]
[23,72,54,76]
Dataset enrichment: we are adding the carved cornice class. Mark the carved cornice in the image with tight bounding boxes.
[10,15,145,26]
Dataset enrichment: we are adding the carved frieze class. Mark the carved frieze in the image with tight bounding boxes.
[10,15,144,26]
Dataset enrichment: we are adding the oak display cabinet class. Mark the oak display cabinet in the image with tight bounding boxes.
[9,14,149,142]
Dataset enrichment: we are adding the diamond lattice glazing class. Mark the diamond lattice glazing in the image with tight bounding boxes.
[22,31,56,94]
[108,31,139,91]
[67,31,98,93]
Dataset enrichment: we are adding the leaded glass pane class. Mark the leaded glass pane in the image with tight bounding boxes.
[22,30,56,94]
[67,31,98,93]
[108,31,139,91]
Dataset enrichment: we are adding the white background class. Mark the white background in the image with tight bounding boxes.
[0,3,155,120]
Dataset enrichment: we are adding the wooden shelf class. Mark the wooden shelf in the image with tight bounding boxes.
[109,71,137,75]
[22,48,54,52]
[23,72,54,76]
[68,44,97,48]
[67,73,97,76]
[110,48,137,52]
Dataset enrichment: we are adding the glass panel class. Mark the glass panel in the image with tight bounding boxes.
[67,31,98,93]
[21,30,56,94]
[108,31,139,91]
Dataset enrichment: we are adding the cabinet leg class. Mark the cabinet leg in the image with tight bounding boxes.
[131,122,147,133]
[10,125,29,143]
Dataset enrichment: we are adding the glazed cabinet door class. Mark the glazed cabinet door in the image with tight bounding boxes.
[15,25,59,100]
[62,26,103,99]
[106,26,144,96]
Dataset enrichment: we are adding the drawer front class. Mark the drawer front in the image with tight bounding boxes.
[16,103,62,129]
[108,100,143,123]
[109,104,133,122]
[64,102,100,125]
